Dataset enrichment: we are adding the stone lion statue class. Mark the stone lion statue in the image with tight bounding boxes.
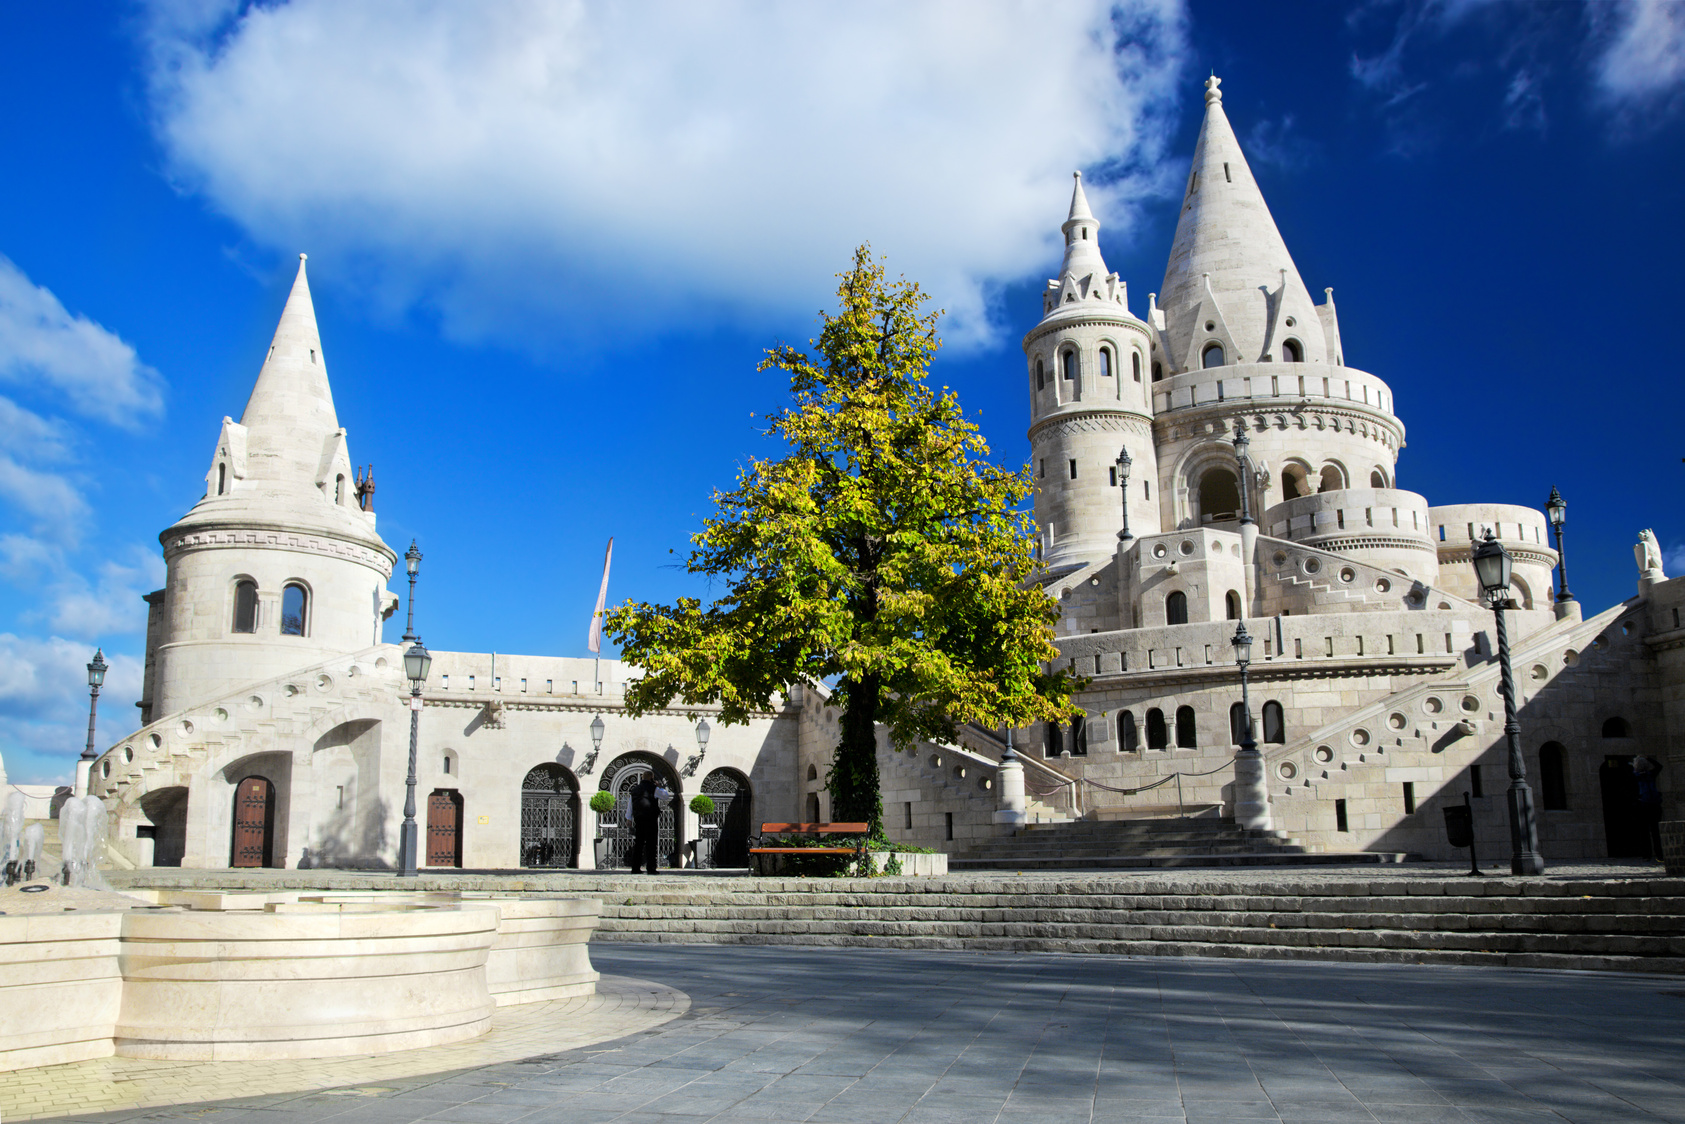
[1636,529,1666,579]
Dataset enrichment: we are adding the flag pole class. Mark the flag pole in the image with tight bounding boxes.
[588,538,614,692]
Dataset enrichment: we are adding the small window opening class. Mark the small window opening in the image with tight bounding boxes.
[1402,782,1416,814]
[1370,470,1387,488]
[217,463,227,496]
[1109,467,1117,487]
[335,474,345,504]
[905,802,913,830]
[944,812,954,841]
[1132,352,1141,382]
[1225,590,1241,620]
[1175,705,1197,748]
[1036,359,1045,390]
[1039,459,1046,479]
[1100,348,1113,379]
[1282,339,1302,363]
[1120,710,1139,751]
[1602,717,1632,738]
[546,679,553,693]
[1166,591,1188,625]
[1069,459,1078,480]
[309,348,316,364]
[443,755,451,775]
[1152,361,1163,382]
[1335,799,1349,832]
[1223,162,1232,183]
[1202,343,1225,369]
[280,583,307,637]
[1045,721,1064,757]
[1471,764,1484,798]
[1146,708,1168,750]
[1262,701,1285,744]
[233,579,258,634]
[1540,743,1568,809]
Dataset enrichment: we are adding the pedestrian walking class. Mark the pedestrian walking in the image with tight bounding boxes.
[630,774,661,874]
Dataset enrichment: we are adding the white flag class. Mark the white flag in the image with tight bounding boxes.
[587,537,613,654]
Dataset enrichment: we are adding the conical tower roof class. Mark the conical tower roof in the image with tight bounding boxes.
[1039,172,1131,322]
[240,255,340,484]
[1157,76,1328,371]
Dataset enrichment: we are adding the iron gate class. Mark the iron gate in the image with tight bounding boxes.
[599,756,677,869]
[520,764,579,868]
[700,768,752,868]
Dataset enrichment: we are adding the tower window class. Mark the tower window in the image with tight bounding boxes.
[1262,701,1285,743]
[1202,343,1225,369]
[335,474,345,504]
[1100,348,1113,379]
[1036,359,1045,390]
[1166,591,1188,625]
[1109,467,1117,487]
[1175,705,1197,748]
[1062,350,1077,386]
[232,580,258,634]
[1120,710,1139,751]
[1540,742,1568,809]
[1081,227,1088,240]
[217,463,227,496]
[1145,708,1167,750]
[1132,352,1141,382]
[1371,469,1388,488]
[309,349,316,364]
[1069,459,1077,480]
[1223,162,1232,183]
[1225,590,1241,620]
[1152,361,1163,382]
[1039,459,1046,479]
[280,583,308,637]
[1282,339,1303,362]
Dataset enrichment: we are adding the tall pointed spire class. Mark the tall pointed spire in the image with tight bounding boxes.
[1042,172,1129,318]
[1157,76,1329,371]
[240,254,341,485]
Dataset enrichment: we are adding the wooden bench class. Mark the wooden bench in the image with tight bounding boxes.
[749,822,869,873]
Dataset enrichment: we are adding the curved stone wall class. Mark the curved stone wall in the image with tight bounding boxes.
[1263,488,1438,582]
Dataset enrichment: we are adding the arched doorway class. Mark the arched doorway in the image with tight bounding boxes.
[426,789,463,867]
[1198,468,1240,524]
[1599,755,1644,857]
[521,764,579,868]
[598,754,681,869]
[700,768,753,868]
[230,776,274,868]
[140,786,188,867]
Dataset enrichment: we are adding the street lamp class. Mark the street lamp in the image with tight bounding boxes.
[401,540,422,643]
[1545,487,1573,605]
[581,714,605,775]
[684,716,711,776]
[1232,419,1254,526]
[82,649,106,763]
[1471,530,1545,876]
[397,638,432,877]
[1115,446,1134,542]
[1230,621,1269,829]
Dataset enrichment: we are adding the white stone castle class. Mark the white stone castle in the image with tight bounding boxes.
[70,76,1679,871]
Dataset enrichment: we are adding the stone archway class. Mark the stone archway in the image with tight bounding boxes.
[520,763,580,869]
[230,776,275,868]
[598,753,682,869]
[700,768,753,868]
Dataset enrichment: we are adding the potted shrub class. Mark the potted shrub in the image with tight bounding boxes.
[689,793,717,868]
[588,790,616,867]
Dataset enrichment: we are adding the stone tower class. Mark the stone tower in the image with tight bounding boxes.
[1026,174,1158,570]
[140,256,398,721]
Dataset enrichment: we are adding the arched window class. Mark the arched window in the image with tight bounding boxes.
[1539,742,1568,809]
[1036,359,1045,390]
[1281,339,1302,362]
[1175,706,1197,748]
[1602,717,1632,738]
[1199,468,1241,524]
[1152,361,1163,382]
[335,474,345,504]
[1229,702,1248,745]
[1069,715,1088,756]
[1202,343,1225,369]
[1262,701,1285,744]
[1062,350,1079,399]
[1131,352,1142,382]
[217,463,227,496]
[1099,348,1113,380]
[1370,469,1388,489]
[280,583,308,637]
[1120,710,1139,751]
[232,580,258,634]
[1283,464,1309,501]
[1044,720,1064,757]
[1145,708,1168,750]
[1225,590,1241,621]
[1166,591,1188,625]
[1318,465,1344,493]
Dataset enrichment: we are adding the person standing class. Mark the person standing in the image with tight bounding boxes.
[630,774,661,874]
[1634,755,1665,861]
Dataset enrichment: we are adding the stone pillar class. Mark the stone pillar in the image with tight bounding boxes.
[1231,749,1271,831]
[1239,521,1259,614]
[74,758,92,798]
[994,749,1026,835]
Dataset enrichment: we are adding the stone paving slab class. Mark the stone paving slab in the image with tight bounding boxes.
[37,943,1685,1124]
[0,976,687,1123]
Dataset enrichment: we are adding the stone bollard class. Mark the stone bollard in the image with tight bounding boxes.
[1232,749,1271,831]
[994,750,1026,834]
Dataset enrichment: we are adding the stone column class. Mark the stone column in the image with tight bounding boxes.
[994,746,1026,835]
[1232,750,1271,831]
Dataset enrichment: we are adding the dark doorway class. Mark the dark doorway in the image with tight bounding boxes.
[700,768,753,867]
[426,789,463,867]
[599,754,681,869]
[520,764,579,868]
[230,776,274,868]
[1599,755,1644,857]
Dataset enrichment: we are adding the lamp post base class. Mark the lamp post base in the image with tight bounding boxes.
[398,822,419,877]
[1507,782,1545,876]
[1232,748,1271,831]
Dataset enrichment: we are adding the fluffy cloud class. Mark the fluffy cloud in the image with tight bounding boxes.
[0,633,142,786]
[143,0,1187,349]
[0,256,165,427]
[1593,0,1685,105]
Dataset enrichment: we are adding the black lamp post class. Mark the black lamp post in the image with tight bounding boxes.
[1232,419,1254,526]
[82,649,106,765]
[1545,487,1573,604]
[1471,531,1545,875]
[1115,446,1134,542]
[1230,620,1268,828]
[398,638,432,877]
[401,540,421,643]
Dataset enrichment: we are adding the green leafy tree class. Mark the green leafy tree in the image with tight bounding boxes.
[607,247,1078,837]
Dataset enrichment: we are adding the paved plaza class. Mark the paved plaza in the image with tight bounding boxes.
[32,942,1685,1124]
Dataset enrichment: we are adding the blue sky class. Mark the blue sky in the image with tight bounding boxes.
[1,0,1681,785]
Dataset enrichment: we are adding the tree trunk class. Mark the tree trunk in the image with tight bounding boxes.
[829,674,883,837]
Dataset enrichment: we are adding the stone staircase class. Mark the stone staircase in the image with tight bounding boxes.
[948,816,1399,870]
[587,874,1685,974]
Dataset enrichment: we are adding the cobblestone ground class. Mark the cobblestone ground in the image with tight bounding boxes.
[45,942,1685,1124]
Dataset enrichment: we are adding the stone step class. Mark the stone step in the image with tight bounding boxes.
[949,852,1402,870]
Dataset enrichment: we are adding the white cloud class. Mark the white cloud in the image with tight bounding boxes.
[1593,0,1685,105]
[143,0,1188,349]
[0,257,165,427]
[42,549,166,640]
[0,633,142,786]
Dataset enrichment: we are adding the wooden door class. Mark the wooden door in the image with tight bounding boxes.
[427,789,462,867]
[231,776,273,868]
